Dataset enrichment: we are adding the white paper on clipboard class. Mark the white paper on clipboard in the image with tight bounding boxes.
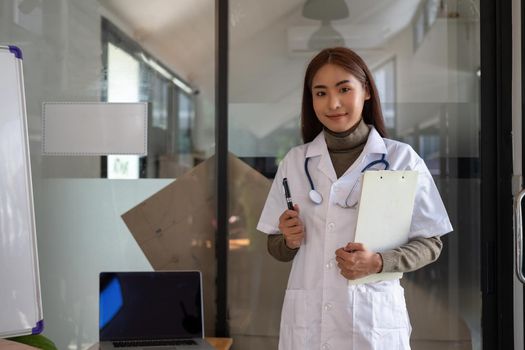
[348,170,418,285]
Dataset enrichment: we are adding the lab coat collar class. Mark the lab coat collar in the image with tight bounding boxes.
[362,126,388,155]
[305,125,388,182]
[305,131,336,181]
[305,131,328,158]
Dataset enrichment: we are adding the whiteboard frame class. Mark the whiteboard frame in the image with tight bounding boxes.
[0,45,43,338]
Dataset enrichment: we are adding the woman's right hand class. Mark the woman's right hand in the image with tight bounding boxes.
[278,204,304,249]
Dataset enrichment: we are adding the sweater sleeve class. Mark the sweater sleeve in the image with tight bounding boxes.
[267,233,299,262]
[379,236,443,273]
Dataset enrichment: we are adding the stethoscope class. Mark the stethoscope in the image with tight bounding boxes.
[304,154,389,208]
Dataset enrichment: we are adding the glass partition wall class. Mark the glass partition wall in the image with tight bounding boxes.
[0,0,485,349]
[0,1,215,349]
[227,1,481,349]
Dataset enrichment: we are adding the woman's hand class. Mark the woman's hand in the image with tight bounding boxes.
[278,204,304,249]
[335,242,383,280]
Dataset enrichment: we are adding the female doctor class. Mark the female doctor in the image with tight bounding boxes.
[257,47,453,350]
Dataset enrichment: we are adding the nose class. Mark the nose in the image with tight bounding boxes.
[328,94,341,110]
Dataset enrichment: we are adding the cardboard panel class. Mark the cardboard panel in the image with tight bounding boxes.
[121,154,287,337]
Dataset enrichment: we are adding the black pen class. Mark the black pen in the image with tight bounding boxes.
[282,178,294,210]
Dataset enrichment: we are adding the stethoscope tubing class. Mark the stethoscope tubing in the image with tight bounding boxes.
[304,154,389,207]
[361,154,389,172]
[304,157,315,190]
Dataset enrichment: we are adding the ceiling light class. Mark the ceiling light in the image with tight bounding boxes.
[302,0,349,50]
[138,53,194,94]
[308,20,345,50]
[302,0,349,21]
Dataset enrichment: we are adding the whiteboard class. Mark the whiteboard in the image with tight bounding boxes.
[0,46,43,337]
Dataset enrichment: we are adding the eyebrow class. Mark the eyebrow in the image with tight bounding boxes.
[312,80,352,89]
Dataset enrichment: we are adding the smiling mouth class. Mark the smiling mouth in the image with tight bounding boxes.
[326,113,348,118]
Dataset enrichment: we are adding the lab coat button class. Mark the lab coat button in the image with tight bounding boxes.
[321,343,330,350]
[324,303,332,311]
[327,222,335,231]
[325,261,333,269]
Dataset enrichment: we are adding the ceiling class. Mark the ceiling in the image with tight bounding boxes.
[98,0,422,84]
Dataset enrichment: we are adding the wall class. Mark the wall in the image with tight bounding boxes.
[99,2,217,158]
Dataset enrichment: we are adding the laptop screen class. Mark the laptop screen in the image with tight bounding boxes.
[99,271,204,341]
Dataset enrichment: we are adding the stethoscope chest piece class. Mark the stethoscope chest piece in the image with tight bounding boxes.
[309,189,323,205]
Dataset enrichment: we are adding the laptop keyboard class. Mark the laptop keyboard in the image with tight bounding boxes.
[113,339,198,347]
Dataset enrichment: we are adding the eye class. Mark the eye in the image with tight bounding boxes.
[315,91,326,97]
[340,87,351,93]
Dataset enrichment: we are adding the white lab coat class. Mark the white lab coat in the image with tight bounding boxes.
[257,126,453,350]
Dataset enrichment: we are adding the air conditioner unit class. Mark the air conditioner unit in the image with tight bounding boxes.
[287,23,388,54]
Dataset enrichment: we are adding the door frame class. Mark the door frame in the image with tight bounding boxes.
[480,0,514,348]
[516,0,524,348]
[215,0,229,337]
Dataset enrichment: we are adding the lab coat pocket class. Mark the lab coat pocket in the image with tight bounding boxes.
[279,289,309,350]
[370,288,411,350]
[371,288,409,330]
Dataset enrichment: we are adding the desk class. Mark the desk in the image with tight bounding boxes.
[0,339,38,350]
[86,338,232,350]
[204,337,233,350]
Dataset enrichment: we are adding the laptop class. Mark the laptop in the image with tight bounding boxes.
[99,271,215,350]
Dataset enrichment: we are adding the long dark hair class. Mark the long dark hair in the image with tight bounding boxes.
[301,47,387,143]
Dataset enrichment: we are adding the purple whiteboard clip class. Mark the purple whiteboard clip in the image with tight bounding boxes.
[8,45,23,59]
[31,319,44,335]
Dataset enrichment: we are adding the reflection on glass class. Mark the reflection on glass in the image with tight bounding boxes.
[107,155,139,179]
[13,0,43,34]
[373,59,396,130]
[151,74,169,130]
[425,0,441,29]
[107,43,140,102]
[178,93,193,156]
[413,9,426,50]
[106,42,141,179]
[227,155,288,349]
[102,18,198,179]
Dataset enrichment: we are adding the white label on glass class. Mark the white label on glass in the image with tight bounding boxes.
[42,102,148,156]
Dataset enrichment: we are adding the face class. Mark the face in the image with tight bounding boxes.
[311,63,370,133]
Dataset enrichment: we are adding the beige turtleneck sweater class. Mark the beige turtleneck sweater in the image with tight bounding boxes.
[267,119,443,273]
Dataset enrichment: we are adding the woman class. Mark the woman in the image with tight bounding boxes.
[257,47,452,350]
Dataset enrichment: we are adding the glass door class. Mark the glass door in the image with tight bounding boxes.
[227,1,483,349]
[0,1,217,348]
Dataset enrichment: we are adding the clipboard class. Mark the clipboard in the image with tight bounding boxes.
[348,170,418,285]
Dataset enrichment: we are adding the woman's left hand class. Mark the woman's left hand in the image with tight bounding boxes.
[335,242,383,280]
